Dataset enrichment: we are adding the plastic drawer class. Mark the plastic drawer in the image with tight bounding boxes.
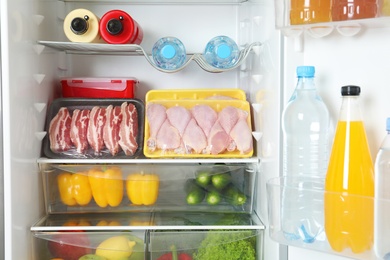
[41,163,257,214]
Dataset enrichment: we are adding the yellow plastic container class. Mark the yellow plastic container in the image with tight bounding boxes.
[144,99,253,158]
[145,89,247,102]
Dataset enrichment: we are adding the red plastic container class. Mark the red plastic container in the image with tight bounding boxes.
[99,10,143,44]
[61,78,137,98]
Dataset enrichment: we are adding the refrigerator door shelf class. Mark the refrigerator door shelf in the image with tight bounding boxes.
[37,41,262,73]
[266,176,377,260]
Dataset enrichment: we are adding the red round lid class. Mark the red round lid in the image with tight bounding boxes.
[99,10,137,44]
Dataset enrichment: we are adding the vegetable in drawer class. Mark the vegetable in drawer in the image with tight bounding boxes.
[88,167,124,208]
[57,172,92,206]
[126,172,160,205]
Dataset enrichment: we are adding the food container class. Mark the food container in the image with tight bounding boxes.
[144,99,253,158]
[146,88,247,101]
[43,98,144,159]
[41,163,256,214]
[31,212,264,260]
[61,77,137,98]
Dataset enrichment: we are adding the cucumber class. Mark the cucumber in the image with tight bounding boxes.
[205,187,222,205]
[195,170,212,188]
[185,179,206,205]
[223,184,247,206]
[211,173,232,190]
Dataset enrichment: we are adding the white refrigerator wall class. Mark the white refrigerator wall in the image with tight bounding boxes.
[2,0,283,259]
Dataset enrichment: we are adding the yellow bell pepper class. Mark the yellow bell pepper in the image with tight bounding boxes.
[57,172,92,206]
[126,173,160,206]
[88,167,124,208]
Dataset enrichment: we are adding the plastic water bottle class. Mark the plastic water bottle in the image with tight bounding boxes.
[152,37,186,71]
[203,36,239,69]
[281,65,331,243]
[375,118,390,259]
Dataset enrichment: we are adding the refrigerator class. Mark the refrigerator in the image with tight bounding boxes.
[0,0,387,259]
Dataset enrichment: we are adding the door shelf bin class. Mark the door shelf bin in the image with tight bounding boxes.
[41,162,257,214]
[31,212,264,260]
[266,176,383,260]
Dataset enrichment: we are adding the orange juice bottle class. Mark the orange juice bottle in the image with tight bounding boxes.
[290,0,332,25]
[332,0,378,21]
[325,85,374,253]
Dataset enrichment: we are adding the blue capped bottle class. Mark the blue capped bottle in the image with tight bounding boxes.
[281,65,331,243]
[152,37,187,71]
[203,36,240,69]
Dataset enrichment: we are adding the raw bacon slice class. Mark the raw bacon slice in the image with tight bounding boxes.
[87,106,106,154]
[49,107,72,153]
[70,109,90,154]
[103,105,123,156]
[118,102,138,156]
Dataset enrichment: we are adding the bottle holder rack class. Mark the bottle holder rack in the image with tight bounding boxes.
[37,41,262,73]
[266,176,386,260]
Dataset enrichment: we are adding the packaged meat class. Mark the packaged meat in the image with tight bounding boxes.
[43,98,144,159]
[146,88,246,101]
[144,99,253,158]
[61,78,137,98]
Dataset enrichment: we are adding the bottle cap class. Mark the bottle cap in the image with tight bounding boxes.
[70,16,89,35]
[341,85,361,96]
[217,44,231,59]
[386,118,390,131]
[296,66,315,77]
[106,17,123,35]
[161,44,176,59]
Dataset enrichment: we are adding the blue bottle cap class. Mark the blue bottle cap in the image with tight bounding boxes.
[386,118,390,131]
[217,44,231,59]
[161,44,176,59]
[297,66,315,77]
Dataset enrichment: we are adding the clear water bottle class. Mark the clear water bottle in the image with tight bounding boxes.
[152,37,186,71]
[375,118,390,259]
[281,65,331,243]
[203,36,240,69]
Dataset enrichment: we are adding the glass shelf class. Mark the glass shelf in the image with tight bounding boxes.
[37,40,262,73]
[59,0,248,4]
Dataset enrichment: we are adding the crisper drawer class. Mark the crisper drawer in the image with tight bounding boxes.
[31,212,265,260]
[41,163,257,214]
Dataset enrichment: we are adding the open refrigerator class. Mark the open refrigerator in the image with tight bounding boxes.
[1,0,390,259]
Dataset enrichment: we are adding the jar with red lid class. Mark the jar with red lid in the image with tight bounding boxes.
[99,10,143,44]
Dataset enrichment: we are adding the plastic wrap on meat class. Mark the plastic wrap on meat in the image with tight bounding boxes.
[49,107,72,153]
[118,102,138,156]
[103,105,123,156]
[70,109,90,154]
[87,106,106,154]
[146,103,167,152]
[230,117,253,154]
[182,118,207,154]
[191,105,218,138]
[156,119,181,150]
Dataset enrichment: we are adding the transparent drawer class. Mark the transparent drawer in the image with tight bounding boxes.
[266,176,381,260]
[149,229,262,260]
[41,163,257,214]
[31,212,264,260]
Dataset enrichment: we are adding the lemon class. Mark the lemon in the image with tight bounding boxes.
[96,235,136,260]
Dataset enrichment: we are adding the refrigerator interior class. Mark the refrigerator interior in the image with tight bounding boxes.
[2,0,282,259]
